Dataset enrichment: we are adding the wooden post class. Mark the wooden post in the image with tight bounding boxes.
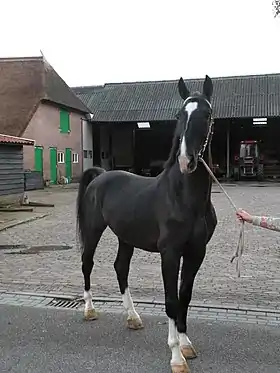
[226,120,230,180]
[132,126,136,173]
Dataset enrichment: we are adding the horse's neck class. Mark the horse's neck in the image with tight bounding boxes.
[191,150,212,196]
[170,145,213,203]
[200,146,213,199]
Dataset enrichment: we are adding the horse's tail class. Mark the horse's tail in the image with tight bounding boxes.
[76,167,105,252]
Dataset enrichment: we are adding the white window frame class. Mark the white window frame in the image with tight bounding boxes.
[72,152,79,163]
[57,151,65,164]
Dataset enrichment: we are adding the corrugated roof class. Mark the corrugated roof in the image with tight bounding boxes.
[0,134,35,146]
[72,73,280,121]
[0,56,90,137]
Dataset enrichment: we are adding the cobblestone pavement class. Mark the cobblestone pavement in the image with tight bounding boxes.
[1,185,280,310]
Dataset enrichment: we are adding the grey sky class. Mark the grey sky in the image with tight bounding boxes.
[1,0,279,87]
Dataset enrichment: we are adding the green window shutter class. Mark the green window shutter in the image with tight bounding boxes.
[49,147,57,184]
[34,146,43,174]
[60,110,70,133]
[65,148,72,182]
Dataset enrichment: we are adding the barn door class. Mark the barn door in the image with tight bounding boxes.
[34,146,43,174]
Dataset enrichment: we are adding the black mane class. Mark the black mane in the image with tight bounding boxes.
[164,134,180,170]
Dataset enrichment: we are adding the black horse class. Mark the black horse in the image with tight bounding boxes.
[77,75,217,373]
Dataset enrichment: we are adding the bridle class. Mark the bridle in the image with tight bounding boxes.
[198,115,214,160]
[176,98,214,161]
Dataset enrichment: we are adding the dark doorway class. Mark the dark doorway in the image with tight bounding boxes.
[92,126,101,166]
[134,121,175,175]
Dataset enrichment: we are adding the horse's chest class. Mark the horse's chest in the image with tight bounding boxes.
[191,217,207,237]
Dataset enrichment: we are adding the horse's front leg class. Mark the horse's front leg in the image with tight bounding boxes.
[177,246,206,360]
[161,249,190,373]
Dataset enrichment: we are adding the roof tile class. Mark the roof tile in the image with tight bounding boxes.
[0,56,89,137]
[73,74,280,121]
[0,133,34,146]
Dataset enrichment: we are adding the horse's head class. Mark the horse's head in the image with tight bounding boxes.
[176,75,213,174]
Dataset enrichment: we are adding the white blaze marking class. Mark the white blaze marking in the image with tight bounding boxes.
[122,288,140,319]
[179,333,192,347]
[180,135,187,156]
[179,101,198,157]
[168,318,186,366]
[84,290,94,311]
[185,97,211,109]
[184,101,198,121]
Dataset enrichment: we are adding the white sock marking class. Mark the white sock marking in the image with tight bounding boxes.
[122,288,140,319]
[168,318,186,366]
[84,290,94,311]
[179,333,192,347]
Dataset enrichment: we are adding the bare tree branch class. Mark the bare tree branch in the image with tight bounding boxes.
[273,0,280,17]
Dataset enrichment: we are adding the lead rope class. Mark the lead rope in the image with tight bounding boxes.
[199,157,245,277]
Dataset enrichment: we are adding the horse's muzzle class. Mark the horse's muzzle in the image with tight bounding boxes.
[178,155,197,174]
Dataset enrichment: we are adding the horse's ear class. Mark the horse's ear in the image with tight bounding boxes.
[178,77,190,100]
[203,75,213,100]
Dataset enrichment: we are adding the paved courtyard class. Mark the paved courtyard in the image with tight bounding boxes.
[1,184,280,310]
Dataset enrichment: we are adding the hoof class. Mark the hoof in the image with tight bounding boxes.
[171,362,191,373]
[181,345,197,360]
[84,308,99,321]
[127,316,144,330]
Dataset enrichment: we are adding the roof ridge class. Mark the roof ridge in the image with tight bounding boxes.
[72,85,105,90]
[73,72,280,88]
[105,73,280,86]
[0,56,43,62]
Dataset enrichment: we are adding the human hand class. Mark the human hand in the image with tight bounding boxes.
[236,209,253,224]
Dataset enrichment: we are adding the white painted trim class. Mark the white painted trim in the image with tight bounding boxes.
[57,151,65,164]
[72,152,79,163]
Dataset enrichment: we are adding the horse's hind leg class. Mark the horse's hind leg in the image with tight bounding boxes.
[82,227,105,321]
[114,239,143,330]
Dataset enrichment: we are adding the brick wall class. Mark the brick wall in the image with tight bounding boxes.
[22,102,83,181]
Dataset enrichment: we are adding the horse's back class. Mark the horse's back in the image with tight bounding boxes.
[88,170,160,249]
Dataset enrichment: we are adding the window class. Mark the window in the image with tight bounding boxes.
[72,153,79,163]
[57,151,65,164]
[83,150,88,159]
[60,110,70,133]
[88,150,93,159]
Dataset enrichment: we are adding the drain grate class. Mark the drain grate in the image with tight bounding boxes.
[47,298,82,309]
[0,244,26,251]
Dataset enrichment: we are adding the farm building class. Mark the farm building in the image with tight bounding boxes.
[73,73,280,180]
[0,56,91,185]
[0,134,35,197]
